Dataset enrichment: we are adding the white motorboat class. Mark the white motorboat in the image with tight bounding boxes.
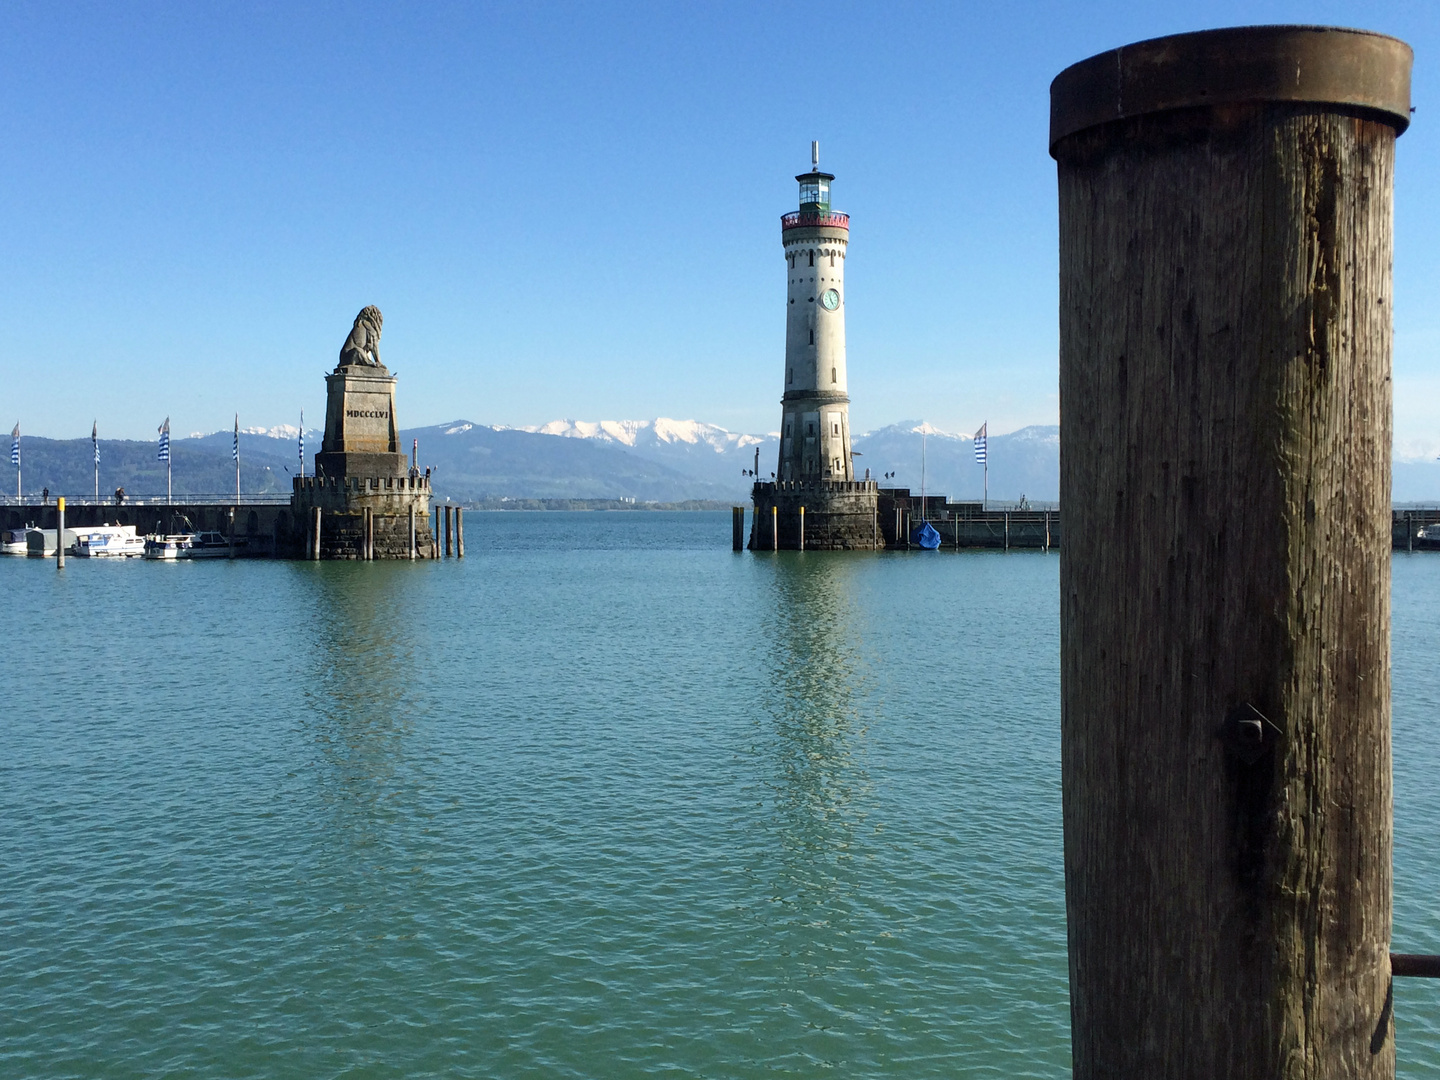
[142,531,240,560]
[75,525,145,558]
[1,527,31,556]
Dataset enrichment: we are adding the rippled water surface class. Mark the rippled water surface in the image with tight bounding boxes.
[3,514,1438,1078]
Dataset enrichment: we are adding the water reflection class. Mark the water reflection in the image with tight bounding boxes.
[756,554,876,931]
[290,563,430,847]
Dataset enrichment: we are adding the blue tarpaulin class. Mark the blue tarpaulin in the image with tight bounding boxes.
[911,521,941,549]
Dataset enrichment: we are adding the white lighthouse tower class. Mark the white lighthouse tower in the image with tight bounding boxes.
[778,142,853,482]
[751,144,879,550]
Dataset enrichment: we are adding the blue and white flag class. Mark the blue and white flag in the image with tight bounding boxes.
[158,417,170,461]
[9,423,18,467]
[92,421,99,465]
[233,415,240,462]
[298,411,304,466]
[974,422,988,465]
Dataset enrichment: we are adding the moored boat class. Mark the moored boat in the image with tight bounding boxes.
[1,526,31,556]
[75,526,146,558]
[142,531,242,559]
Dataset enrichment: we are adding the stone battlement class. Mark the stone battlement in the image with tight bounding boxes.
[750,479,881,550]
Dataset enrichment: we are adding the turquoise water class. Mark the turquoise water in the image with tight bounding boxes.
[2,513,1437,1078]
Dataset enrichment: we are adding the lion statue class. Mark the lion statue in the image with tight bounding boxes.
[337,305,383,369]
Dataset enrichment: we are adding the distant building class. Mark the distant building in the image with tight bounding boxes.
[751,147,879,550]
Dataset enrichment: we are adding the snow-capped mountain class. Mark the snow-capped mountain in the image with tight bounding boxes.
[851,421,1060,502]
[511,417,770,452]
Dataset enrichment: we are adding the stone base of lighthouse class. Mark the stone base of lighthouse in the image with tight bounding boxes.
[749,480,882,550]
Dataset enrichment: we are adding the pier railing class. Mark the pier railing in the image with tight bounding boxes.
[0,493,292,507]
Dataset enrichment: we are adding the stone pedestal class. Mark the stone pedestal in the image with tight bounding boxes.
[288,363,432,559]
[749,480,880,550]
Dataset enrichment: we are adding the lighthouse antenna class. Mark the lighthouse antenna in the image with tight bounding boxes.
[811,140,819,169]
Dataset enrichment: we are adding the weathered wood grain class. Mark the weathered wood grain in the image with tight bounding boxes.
[1057,103,1396,1077]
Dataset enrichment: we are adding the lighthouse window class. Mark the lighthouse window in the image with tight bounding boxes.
[808,251,814,266]
[787,368,793,384]
[809,330,813,344]
[831,367,837,384]
[806,422,815,436]
[832,421,839,435]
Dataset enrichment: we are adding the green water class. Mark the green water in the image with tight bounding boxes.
[3,513,1438,1077]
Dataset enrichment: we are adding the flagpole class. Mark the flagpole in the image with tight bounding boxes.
[234,415,240,505]
[159,418,172,505]
[93,421,99,502]
[921,428,927,521]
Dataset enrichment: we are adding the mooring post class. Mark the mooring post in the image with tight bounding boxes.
[433,506,440,558]
[365,507,374,561]
[799,505,805,551]
[771,505,777,551]
[228,508,235,559]
[1052,26,1410,1078]
[408,504,416,560]
[732,506,744,551]
[312,506,321,560]
[1406,510,1413,552]
[1044,509,1051,552]
[56,497,65,568]
[443,505,452,558]
[1003,511,1009,551]
[872,508,877,550]
[456,508,464,558]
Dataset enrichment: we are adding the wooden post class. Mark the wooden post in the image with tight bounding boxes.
[456,507,464,558]
[443,505,452,557]
[771,504,777,551]
[312,506,322,560]
[409,504,416,560]
[798,505,805,551]
[1406,510,1412,552]
[364,507,373,560]
[1052,27,1410,1078]
[228,508,235,559]
[56,497,64,568]
[1044,509,1051,552]
[1003,511,1009,551]
[433,506,440,558]
[732,506,743,551]
[872,508,877,550]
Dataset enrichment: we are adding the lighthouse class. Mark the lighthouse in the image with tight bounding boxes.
[778,144,852,482]
[751,144,879,550]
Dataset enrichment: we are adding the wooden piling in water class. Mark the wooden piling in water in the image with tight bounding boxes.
[312,507,321,560]
[798,506,805,551]
[56,497,64,568]
[1052,26,1410,1078]
[433,506,440,558]
[456,508,464,558]
[732,506,744,551]
[409,505,416,560]
[1003,511,1009,551]
[444,505,453,558]
[771,505,777,551]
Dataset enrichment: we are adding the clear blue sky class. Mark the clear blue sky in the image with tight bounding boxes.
[1,1,1437,449]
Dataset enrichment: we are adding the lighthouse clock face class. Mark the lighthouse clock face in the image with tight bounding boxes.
[820,288,840,311]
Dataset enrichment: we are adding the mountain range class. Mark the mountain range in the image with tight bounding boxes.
[9,419,1440,504]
